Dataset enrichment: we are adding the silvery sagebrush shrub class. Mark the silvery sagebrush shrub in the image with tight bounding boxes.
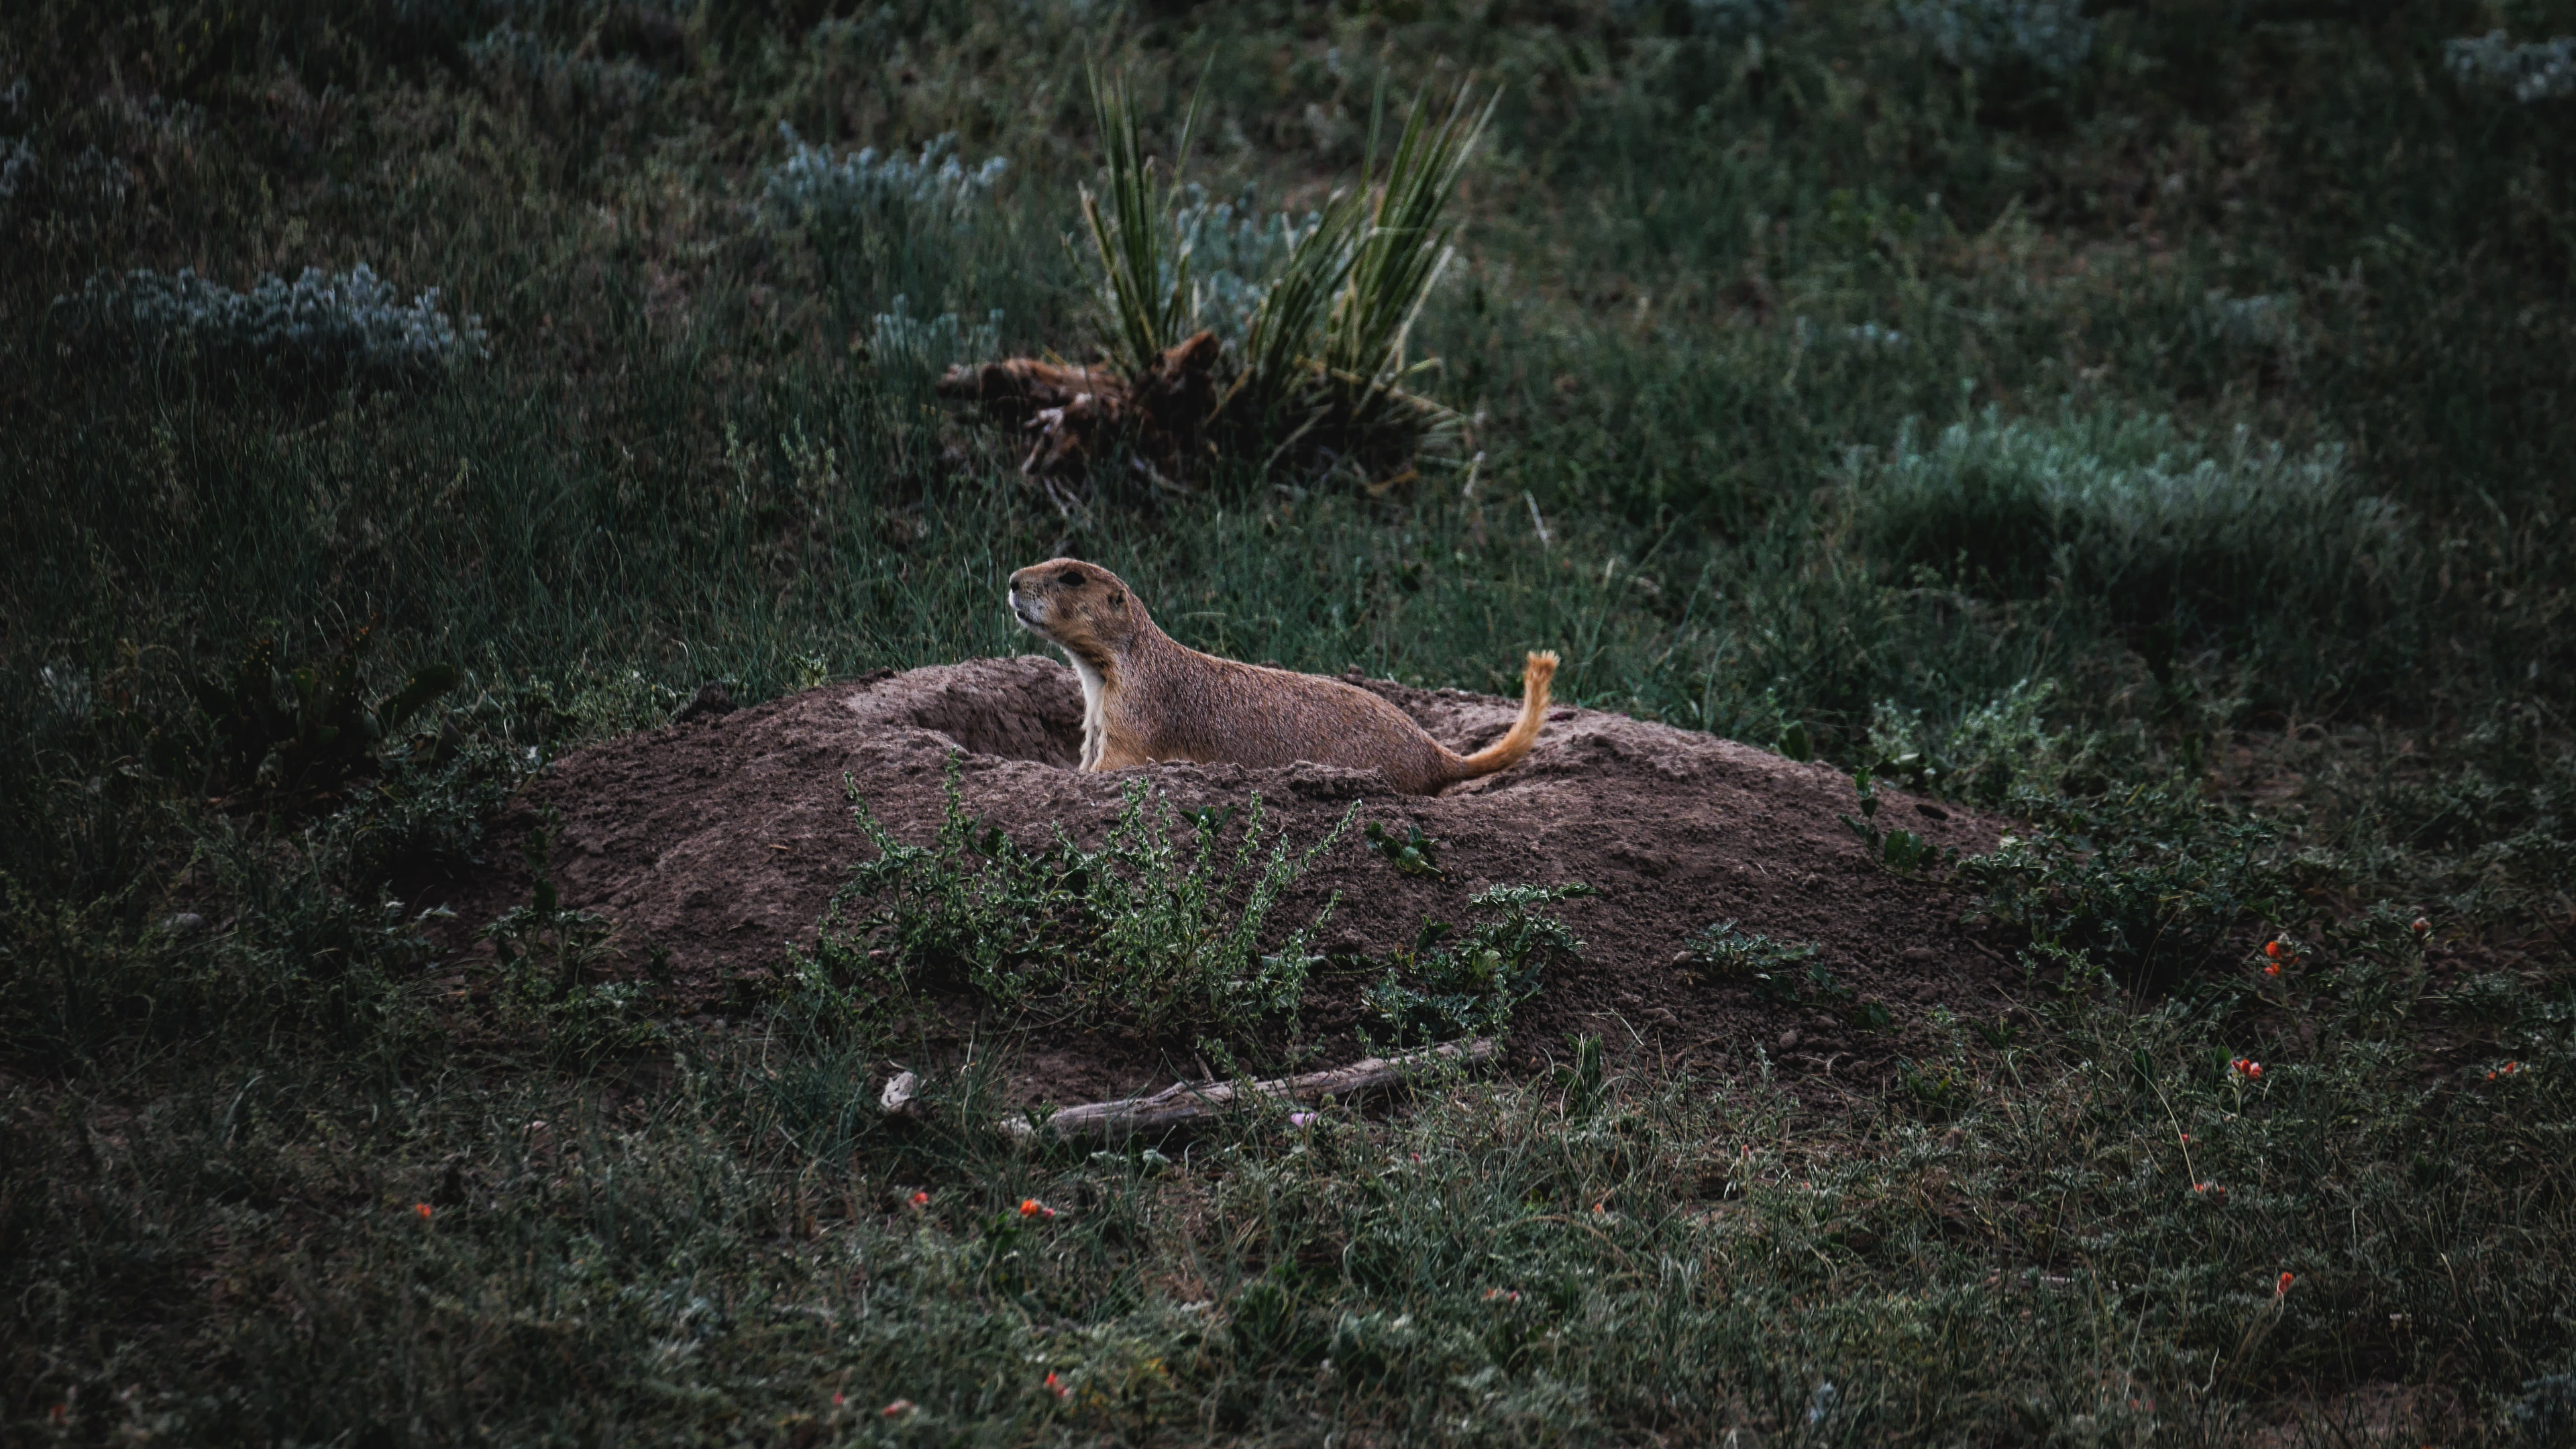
[2200,290,2302,354]
[55,264,488,378]
[1687,0,1791,42]
[1,79,136,227]
[867,295,1002,376]
[1796,316,1910,352]
[1895,0,2095,78]
[759,123,1006,234]
[2511,1374,2576,1447]
[1171,182,1316,345]
[465,23,663,112]
[0,133,35,206]
[1608,0,1790,43]
[2445,31,2576,103]
[1855,407,2394,627]
[1,78,32,207]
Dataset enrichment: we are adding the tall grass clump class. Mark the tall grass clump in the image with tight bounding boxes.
[1854,407,2405,633]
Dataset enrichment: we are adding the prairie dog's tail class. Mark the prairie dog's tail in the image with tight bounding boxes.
[1450,651,1558,782]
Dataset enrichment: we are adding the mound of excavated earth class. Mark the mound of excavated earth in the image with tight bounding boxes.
[427,657,2021,1105]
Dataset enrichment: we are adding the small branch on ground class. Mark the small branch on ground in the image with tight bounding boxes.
[997,1038,1497,1144]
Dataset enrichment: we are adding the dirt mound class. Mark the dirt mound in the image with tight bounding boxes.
[429,657,2021,1104]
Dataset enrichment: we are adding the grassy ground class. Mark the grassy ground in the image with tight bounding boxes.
[4,0,2574,1442]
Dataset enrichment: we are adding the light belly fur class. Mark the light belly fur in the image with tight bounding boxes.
[1065,650,1108,769]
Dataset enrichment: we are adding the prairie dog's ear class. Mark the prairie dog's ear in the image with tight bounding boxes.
[1106,586,1126,610]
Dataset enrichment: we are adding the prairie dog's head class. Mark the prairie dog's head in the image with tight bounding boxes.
[1007,557,1144,661]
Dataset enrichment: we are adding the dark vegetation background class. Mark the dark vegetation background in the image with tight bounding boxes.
[3,0,2573,1442]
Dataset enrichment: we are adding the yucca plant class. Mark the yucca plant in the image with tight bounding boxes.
[1313,84,1492,435]
[1061,70,1490,479]
[1226,187,1364,437]
[1226,82,1491,453]
[1079,68,1203,380]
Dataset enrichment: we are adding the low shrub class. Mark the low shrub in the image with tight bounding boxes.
[53,264,486,382]
[1895,0,2094,78]
[1684,919,1816,979]
[1855,407,2404,633]
[802,762,1352,1057]
[2445,31,2576,104]
[761,124,1010,315]
[1364,883,1591,1044]
[1963,784,2292,994]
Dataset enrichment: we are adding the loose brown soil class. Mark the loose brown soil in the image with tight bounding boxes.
[427,657,2025,1106]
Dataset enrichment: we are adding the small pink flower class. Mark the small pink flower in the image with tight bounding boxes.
[1287,1112,1316,1128]
[1044,1371,1071,1399]
[881,1399,914,1417]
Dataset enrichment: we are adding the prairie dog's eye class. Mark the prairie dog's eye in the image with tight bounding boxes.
[1057,569,1084,587]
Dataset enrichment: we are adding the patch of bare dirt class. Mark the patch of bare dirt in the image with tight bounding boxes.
[425,657,2023,1106]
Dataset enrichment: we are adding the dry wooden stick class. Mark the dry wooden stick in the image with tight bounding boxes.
[988,1038,1497,1144]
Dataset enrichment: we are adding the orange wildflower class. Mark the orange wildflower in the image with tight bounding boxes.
[1020,1197,1055,1220]
[910,1191,930,1207]
[2274,1271,2294,1298]
[413,1203,434,1221]
[1044,1371,1071,1399]
[2265,940,2283,959]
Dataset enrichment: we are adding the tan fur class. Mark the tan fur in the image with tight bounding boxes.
[1006,558,1556,795]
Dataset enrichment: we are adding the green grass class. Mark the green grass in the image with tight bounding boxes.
[806,765,1358,1057]
[4,0,2575,1441]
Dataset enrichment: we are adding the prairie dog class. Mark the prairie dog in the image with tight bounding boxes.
[1006,557,1556,795]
